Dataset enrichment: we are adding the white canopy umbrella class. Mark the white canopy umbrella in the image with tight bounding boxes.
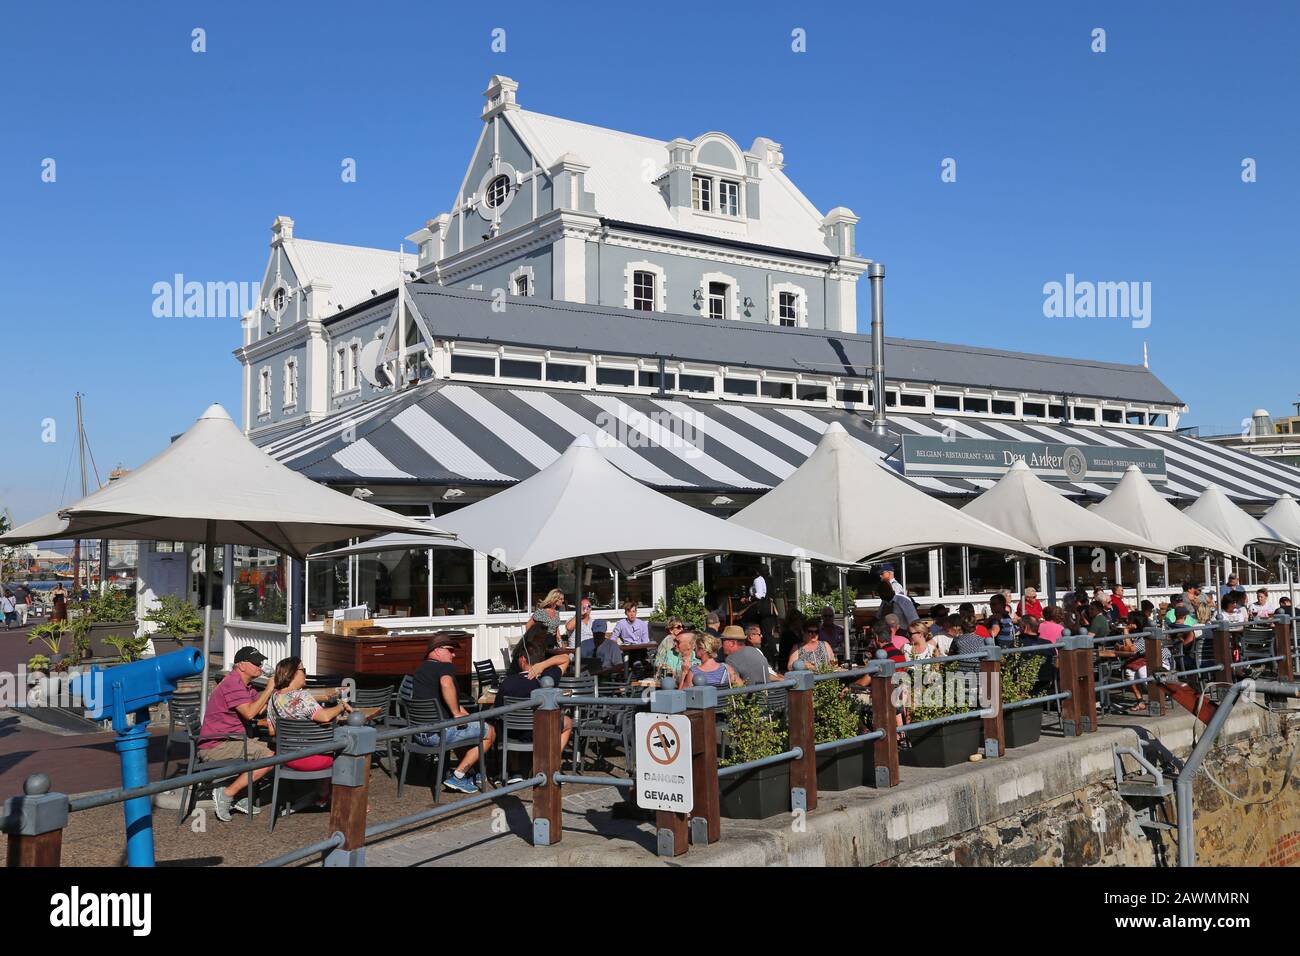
[964,460,1166,605]
[1090,465,1251,606]
[0,404,451,712]
[312,520,472,559]
[1090,467,1249,562]
[1183,484,1300,555]
[433,434,855,674]
[729,423,1053,563]
[1261,495,1300,547]
[963,461,1164,554]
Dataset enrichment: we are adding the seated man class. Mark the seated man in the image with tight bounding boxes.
[497,638,574,781]
[579,619,625,675]
[197,646,277,822]
[720,625,778,686]
[411,634,497,795]
[508,621,571,676]
[818,606,846,658]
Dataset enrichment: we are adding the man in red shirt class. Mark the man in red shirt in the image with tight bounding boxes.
[1110,585,1130,623]
[198,646,276,821]
[1017,587,1043,620]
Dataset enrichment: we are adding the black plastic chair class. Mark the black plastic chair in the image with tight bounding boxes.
[175,722,254,827]
[397,697,487,802]
[500,696,536,783]
[351,684,396,775]
[266,717,337,832]
[474,659,501,694]
[161,688,203,783]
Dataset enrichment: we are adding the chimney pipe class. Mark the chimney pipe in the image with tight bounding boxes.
[868,262,887,437]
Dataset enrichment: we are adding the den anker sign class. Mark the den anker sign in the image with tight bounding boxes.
[901,436,1166,483]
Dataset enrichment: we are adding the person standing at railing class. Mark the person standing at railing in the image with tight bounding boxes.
[199,646,277,821]
[411,634,498,795]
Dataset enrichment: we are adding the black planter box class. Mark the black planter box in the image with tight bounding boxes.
[85,620,139,660]
[719,760,791,820]
[1003,703,1044,749]
[901,716,982,768]
[816,741,875,791]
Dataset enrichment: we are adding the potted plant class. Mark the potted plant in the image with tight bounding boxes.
[1000,649,1045,749]
[70,589,139,660]
[718,692,790,819]
[142,594,204,651]
[899,663,983,768]
[812,666,872,790]
[27,621,66,673]
[103,634,151,664]
[648,580,707,643]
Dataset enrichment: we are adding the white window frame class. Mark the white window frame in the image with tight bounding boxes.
[334,347,347,394]
[1100,406,1126,425]
[896,389,930,411]
[509,264,535,298]
[1070,403,1099,423]
[795,376,833,404]
[934,391,963,413]
[691,175,713,212]
[770,281,807,328]
[595,359,639,390]
[989,393,1019,417]
[448,345,499,380]
[499,348,545,382]
[258,367,271,416]
[347,342,359,391]
[1021,397,1051,420]
[700,272,739,321]
[718,179,740,217]
[282,357,298,410]
[674,363,718,397]
[623,260,667,312]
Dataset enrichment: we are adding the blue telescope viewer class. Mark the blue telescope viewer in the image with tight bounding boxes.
[71,648,205,866]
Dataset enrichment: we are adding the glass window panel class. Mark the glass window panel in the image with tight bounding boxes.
[529,559,578,615]
[580,565,617,610]
[355,549,429,619]
[991,399,1016,416]
[307,554,347,622]
[596,367,636,387]
[1102,408,1124,424]
[968,548,1015,594]
[941,547,967,597]
[1071,545,1112,591]
[1072,406,1097,422]
[1023,402,1047,418]
[964,397,990,414]
[1125,410,1146,426]
[903,551,931,598]
[639,370,676,391]
[501,359,542,380]
[797,383,828,402]
[724,378,758,396]
[1148,413,1168,427]
[1049,404,1066,419]
[632,271,655,311]
[678,373,713,394]
[837,388,865,404]
[666,560,700,614]
[900,393,926,408]
[232,547,287,624]
[487,561,526,615]
[761,380,794,399]
[934,394,961,411]
[451,354,496,376]
[617,569,653,609]
[431,548,474,616]
[545,362,586,384]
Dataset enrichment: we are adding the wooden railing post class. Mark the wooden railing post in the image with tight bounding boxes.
[787,666,818,812]
[980,639,1005,757]
[682,685,720,846]
[1147,628,1168,717]
[4,773,68,868]
[530,681,564,847]
[1213,620,1234,686]
[327,712,375,866]
[1274,618,1294,682]
[1058,635,1097,735]
[870,652,899,787]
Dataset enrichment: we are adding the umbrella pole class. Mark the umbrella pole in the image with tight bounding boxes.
[573,556,584,677]
[199,520,215,723]
[1046,559,1058,610]
[839,567,850,663]
[290,556,304,660]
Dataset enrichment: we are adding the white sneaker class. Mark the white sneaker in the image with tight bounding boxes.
[231,797,262,816]
[212,789,234,822]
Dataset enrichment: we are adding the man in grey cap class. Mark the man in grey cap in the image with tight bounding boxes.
[879,562,905,597]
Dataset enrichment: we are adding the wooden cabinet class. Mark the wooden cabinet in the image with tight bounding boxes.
[315,629,473,692]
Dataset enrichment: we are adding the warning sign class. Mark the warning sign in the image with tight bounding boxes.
[634,712,693,813]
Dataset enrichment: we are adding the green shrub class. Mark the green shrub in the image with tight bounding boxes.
[143,594,203,642]
[720,691,788,767]
[1000,650,1044,704]
[812,665,860,744]
[104,634,151,664]
[799,589,855,621]
[648,579,707,631]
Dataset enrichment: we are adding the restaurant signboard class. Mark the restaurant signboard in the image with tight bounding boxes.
[901,436,1166,483]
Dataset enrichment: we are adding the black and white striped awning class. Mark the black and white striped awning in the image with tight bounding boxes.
[260,381,1300,505]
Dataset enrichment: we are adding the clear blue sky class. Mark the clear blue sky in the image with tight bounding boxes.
[2,1,1297,524]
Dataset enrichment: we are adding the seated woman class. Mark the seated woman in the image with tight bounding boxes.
[268,657,353,812]
[682,633,739,688]
[788,618,837,673]
[1117,612,1170,714]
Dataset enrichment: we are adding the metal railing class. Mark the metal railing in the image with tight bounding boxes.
[4,616,1293,866]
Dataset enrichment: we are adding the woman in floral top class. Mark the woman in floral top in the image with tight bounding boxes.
[269,657,353,811]
[530,589,566,638]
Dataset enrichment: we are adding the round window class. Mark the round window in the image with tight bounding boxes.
[271,287,287,314]
[485,174,511,208]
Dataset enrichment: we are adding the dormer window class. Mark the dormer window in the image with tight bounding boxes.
[692,175,713,212]
[719,180,740,217]
[778,292,798,327]
[486,174,511,208]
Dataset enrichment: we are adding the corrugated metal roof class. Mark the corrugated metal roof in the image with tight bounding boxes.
[509,110,837,257]
[284,238,411,314]
[400,284,1183,405]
